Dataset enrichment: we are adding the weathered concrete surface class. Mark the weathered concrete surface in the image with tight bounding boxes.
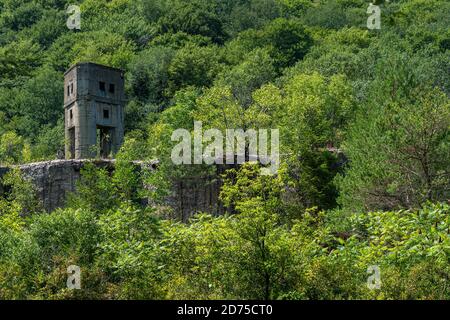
[0,160,118,212]
[169,176,224,222]
[0,160,222,219]
[64,63,126,159]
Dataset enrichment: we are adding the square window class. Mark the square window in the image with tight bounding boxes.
[99,81,106,91]
[103,109,110,119]
[109,84,115,93]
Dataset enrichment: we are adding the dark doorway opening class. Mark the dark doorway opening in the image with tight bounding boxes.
[97,126,113,158]
[69,127,75,159]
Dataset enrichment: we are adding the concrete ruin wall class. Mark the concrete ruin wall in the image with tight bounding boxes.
[0,160,222,220]
[0,160,115,212]
[169,176,224,222]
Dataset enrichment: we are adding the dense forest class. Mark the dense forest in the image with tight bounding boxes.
[0,0,449,299]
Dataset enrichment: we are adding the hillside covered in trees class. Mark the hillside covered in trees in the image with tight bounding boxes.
[0,0,449,300]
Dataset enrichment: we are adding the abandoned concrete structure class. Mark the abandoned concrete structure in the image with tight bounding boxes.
[64,62,125,159]
[0,160,222,219]
[0,63,223,219]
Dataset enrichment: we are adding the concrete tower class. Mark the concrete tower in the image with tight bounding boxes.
[64,62,125,159]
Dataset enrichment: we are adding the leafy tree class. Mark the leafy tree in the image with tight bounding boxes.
[150,31,212,50]
[226,18,312,71]
[215,48,276,107]
[0,0,449,301]
[267,72,356,210]
[157,0,227,44]
[291,27,373,81]
[0,39,42,83]
[70,31,136,70]
[337,55,450,211]
[127,46,175,106]
[0,168,43,216]
[97,204,163,299]
[67,163,118,213]
[0,132,29,164]
[0,0,43,31]
[20,8,67,48]
[167,43,224,96]
[31,120,65,161]
[224,0,281,36]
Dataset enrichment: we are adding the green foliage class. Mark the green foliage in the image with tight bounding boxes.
[262,18,313,69]
[344,202,450,299]
[226,17,313,70]
[156,0,226,44]
[0,168,42,216]
[1,169,449,299]
[97,204,164,299]
[67,159,145,212]
[337,55,450,212]
[127,46,175,106]
[0,132,28,164]
[215,48,276,107]
[31,120,65,161]
[0,0,449,301]
[29,208,99,266]
[167,44,224,96]
[67,163,118,213]
[70,31,136,70]
[0,39,42,83]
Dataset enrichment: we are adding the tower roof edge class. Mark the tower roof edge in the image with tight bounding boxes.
[64,62,124,76]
